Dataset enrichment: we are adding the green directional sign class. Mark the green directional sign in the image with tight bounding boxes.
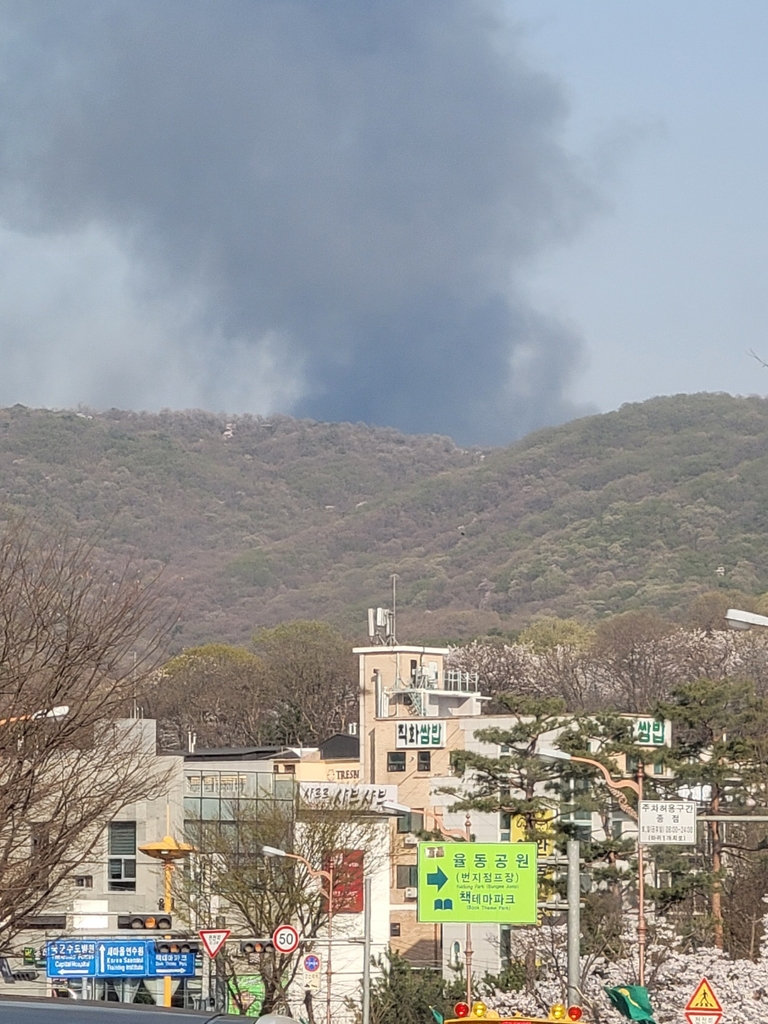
[417,842,538,924]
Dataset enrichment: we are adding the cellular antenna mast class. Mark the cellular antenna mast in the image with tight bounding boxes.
[366,578,399,646]
[391,573,399,645]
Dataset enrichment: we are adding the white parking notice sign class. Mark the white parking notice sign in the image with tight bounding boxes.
[639,800,697,845]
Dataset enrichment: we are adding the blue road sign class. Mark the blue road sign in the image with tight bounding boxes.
[47,940,195,979]
[47,940,97,977]
[97,941,147,977]
[303,954,320,973]
[147,946,196,977]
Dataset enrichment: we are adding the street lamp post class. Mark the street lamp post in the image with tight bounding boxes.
[262,846,334,1024]
[724,608,768,630]
[0,705,69,727]
[139,831,195,1007]
[537,748,647,987]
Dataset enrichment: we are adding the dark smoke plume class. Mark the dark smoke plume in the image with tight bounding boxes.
[0,0,597,443]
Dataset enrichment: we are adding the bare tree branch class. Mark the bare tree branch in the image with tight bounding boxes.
[0,519,177,946]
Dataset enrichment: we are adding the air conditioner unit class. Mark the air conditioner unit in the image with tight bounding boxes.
[404,888,418,901]
[403,834,418,846]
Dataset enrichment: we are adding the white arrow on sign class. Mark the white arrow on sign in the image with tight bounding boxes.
[199,929,231,959]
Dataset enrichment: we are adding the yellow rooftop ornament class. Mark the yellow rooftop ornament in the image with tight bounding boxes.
[139,834,196,861]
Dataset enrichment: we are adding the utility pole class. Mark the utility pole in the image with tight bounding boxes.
[566,839,580,1006]
[464,813,473,1008]
[362,876,372,1024]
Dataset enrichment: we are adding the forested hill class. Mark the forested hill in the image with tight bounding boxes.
[1,392,767,647]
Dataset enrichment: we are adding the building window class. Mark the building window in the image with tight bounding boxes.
[74,875,93,888]
[108,821,137,892]
[31,826,51,886]
[499,811,511,842]
[500,926,511,968]
[417,750,431,772]
[396,864,418,888]
[390,922,401,937]
[387,751,406,773]
[396,811,424,834]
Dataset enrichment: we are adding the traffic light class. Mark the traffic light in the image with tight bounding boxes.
[154,940,200,955]
[117,914,172,930]
[239,939,274,955]
[12,971,39,982]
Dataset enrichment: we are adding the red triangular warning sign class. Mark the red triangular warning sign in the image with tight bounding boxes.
[199,928,231,958]
[686,978,722,1013]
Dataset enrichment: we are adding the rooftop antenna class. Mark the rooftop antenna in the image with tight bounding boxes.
[367,578,399,646]
[391,573,399,646]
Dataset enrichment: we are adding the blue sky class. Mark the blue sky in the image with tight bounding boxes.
[512,0,768,413]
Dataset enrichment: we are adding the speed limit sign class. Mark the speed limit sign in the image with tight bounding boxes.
[272,924,300,955]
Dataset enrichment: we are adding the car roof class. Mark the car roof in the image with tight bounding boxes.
[0,994,242,1024]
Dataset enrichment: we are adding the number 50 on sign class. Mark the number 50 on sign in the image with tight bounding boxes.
[272,925,300,954]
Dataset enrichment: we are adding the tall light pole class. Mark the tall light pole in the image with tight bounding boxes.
[262,845,334,1024]
[537,748,647,987]
[140,829,195,1008]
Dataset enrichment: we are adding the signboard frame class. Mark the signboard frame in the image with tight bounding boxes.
[46,938,196,979]
[417,841,538,924]
[684,976,722,1024]
[396,721,445,749]
[199,929,231,959]
[272,924,300,955]
[299,783,397,813]
[639,800,697,845]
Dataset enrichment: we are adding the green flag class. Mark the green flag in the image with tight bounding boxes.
[604,985,656,1024]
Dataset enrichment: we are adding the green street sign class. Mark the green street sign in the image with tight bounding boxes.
[417,842,538,924]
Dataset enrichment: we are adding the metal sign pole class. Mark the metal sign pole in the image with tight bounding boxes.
[637,764,646,988]
[362,876,372,1024]
[566,839,580,1006]
[202,949,211,1010]
[464,815,472,1009]
[326,865,334,1024]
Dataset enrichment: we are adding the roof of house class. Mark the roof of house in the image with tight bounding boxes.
[318,733,359,760]
[183,745,292,762]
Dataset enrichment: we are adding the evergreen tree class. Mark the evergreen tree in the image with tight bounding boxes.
[656,678,768,950]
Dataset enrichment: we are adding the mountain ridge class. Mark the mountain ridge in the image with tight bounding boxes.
[1,392,766,647]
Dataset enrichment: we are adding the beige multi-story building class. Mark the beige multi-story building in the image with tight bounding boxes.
[355,640,489,968]
[354,628,673,983]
